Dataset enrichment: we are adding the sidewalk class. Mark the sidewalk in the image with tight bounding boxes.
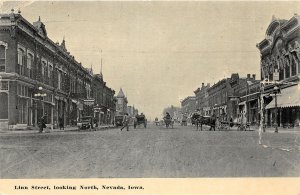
[210,124,300,133]
[249,125,300,134]
[0,125,116,134]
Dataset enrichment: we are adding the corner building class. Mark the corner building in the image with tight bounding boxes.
[257,14,300,127]
[0,12,115,129]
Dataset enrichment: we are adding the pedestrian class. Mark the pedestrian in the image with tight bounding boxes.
[209,114,216,131]
[229,116,234,128]
[90,117,94,130]
[93,117,98,127]
[120,113,129,131]
[216,117,220,131]
[59,116,64,130]
[38,114,47,133]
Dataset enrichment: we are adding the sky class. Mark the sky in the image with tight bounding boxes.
[1,1,300,119]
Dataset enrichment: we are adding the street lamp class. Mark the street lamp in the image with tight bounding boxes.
[34,86,50,132]
[34,87,47,97]
[274,85,279,133]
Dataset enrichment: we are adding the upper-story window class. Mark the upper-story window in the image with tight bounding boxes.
[0,42,7,72]
[42,60,47,76]
[58,69,62,90]
[27,51,34,78]
[48,62,53,78]
[86,83,91,98]
[27,52,33,69]
[18,47,26,75]
[18,48,25,65]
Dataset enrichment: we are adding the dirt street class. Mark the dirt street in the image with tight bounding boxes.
[1,124,300,178]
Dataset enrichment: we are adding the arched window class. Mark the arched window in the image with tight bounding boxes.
[0,45,6,72]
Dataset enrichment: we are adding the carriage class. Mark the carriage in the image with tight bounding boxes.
[163,117,174,128]
[190,113,213,130]
[134,114,147,128]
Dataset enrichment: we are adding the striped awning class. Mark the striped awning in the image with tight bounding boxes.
[265,85,300,109]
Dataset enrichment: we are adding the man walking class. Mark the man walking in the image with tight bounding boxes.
[209,114,216,131]
[38,114,47,133]
[59,116,64,130]
[121,113,130,131]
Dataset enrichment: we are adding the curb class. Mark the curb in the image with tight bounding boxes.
[0,125,116,134]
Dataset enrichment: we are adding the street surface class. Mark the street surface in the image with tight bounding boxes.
[1,124,300,178]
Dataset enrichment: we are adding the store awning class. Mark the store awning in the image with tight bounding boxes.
[238,101,246,106]
[265,85,300,109]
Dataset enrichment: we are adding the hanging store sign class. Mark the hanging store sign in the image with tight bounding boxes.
[84,99,95,106]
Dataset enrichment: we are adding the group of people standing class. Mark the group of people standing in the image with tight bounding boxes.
[38,114,64,133]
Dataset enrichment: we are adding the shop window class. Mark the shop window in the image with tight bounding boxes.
[0,81,8,90]
[0,92,8,119]
[18,98,28,124]
[291,60,297,76]
[285,65,290,78]
[279,68,284,81]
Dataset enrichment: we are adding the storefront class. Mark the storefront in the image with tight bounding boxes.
[265,85,300,127]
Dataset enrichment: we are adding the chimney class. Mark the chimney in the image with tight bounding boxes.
[252,74,256,80]
[247,74,251,79]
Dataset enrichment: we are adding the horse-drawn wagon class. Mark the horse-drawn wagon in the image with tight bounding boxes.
[134,114,147,128]
[163,117,174,128]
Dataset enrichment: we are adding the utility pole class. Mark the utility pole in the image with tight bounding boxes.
[259,81,265,144]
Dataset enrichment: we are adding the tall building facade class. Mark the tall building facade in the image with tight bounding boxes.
[193,73,258,122]
[257,14,300,127]
[181,96,196,116]
[207,78,232,121]
[0,12,116,129]
[194,83,210,115]
[92,74,116,125]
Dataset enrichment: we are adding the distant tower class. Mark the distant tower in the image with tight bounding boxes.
[90,64,93,74]
[116,88,128,115]
[99,49,103,79]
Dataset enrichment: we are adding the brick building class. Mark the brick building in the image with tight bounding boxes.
[0,12,116,129]
[207,78,232,121]
[205,73,258,122]
[194,83,210,115]
[181,96,196,116]
[92,73,116,125]
[231,74,259,124]
[257,14,300,127]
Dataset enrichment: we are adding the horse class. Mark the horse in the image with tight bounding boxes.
[191,113,212,131]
